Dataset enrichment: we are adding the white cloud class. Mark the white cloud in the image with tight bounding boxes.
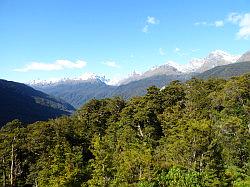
[195,12,250,39]
[191,49,200,52]
[227,12,250,39]
[146,16,159,25]
[237,13,250,39]
[142,16,159,33]
[142,25,149,33]
[195,20,224,27]
[173,48,190,57]
[14,60,87,72]
[174,47,180,52]
[227,12,242,24]
[159,48,166,56]
[214,20,224,27]
[194,21,208,26]
[103,61,120,68]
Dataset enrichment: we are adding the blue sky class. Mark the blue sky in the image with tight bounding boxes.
[0,0,250,83]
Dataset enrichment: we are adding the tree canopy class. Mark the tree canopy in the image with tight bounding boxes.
[0,74,250,186]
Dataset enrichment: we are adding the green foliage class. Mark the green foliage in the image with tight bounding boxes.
[0,74,249,186]
[156,167,204,187]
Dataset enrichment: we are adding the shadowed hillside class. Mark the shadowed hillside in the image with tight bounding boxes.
[0,79,75,126]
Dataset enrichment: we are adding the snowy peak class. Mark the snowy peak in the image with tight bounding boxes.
[118,50,240,85]
[117,71,142,85]
[118,64,180,85]
[29,73,108,87]
[207,50,240,63]
[143,64,180,77]
[77,72,107,83]
[28,49,247,87]
[193,50,240,72]
[168,50,240,73]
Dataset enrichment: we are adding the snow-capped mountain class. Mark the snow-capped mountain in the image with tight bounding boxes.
[29,73,108,87]
[143,64,181,77]
[118,64,181,85]
[189,50,240,73]
[117,71,142,85]
[119,50,240,85]
[28,49,249,108]
[29,50,243,88]
[237,51,250,62]
[167,50,240,73]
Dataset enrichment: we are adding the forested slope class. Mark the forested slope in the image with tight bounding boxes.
[0,74,249,186]
[0,79,75,127]
[197,61,250,79]
[34,79,114,108]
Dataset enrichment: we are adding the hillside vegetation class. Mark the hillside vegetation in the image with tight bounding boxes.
[197,61,250,79]
[34,79,114,108]
[0,74,249,186]
[0,79,75,127]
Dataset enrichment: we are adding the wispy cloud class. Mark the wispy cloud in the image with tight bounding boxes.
[195,12,250,39]
[195,20,224,27]
[227,12,250,39]
[103,61,120,68]
[173,47,190,57]
[174,47,180,52]
[142,16,159,33]
[227,12,243,24]
[14,60,87,72]
[194,21,208,26]
[159,48,166,56]
[214,20,224,27]
[191,48,200,52]
[142,25,149,33]
[146,16,159,25]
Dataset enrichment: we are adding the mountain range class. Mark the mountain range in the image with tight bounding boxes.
[1,49,249,126]
[30,50,250,108]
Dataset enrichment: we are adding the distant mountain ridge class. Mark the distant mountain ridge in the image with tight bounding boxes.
[0,79,75,126]
[118,64,181,85]
[111,73,192,99]
[118,50,240,85]
[197,61,250,79]
[33,78,114,108]
[31,73,193,108]
[189,50,240,72]
[166,50,240,73]
[30,50,250,109]
[30,72,108,88]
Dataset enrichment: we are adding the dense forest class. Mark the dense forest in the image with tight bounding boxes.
[0,74,249,186]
